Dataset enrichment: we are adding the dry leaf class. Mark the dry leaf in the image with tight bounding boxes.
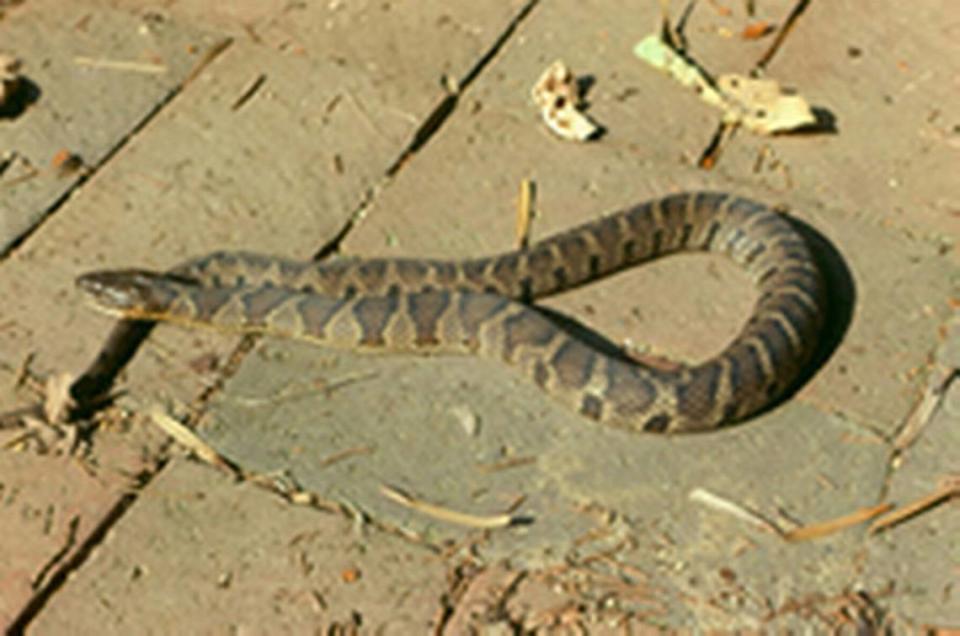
[741,21,775,39]
[716,74,815,133]
[634,34,816,134]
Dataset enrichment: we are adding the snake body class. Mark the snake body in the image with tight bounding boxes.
[77,192,825,433]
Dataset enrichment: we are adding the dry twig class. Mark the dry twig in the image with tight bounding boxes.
[869,477,960,534]
[515,178,536,250]
[380,484,517,529]
[784,503,892,542]
[146,406,237,474]
[894,368,957,452]
[73,56,167,74]
[691,488,895,541]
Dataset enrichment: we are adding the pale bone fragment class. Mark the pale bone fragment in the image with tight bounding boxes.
[531,60,601,141]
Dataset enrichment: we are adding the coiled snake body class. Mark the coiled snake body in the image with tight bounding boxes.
[77,192,825,433]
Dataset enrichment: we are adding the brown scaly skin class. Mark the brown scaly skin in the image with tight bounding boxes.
[77,192,825,433]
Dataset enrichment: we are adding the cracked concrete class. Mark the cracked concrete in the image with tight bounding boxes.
[1,0,957,632]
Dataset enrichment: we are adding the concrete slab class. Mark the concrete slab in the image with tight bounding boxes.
[0,0,536,410]
[0,0,955,631]
[0,452,124,626]
[863,317,960,627]
[206,343,894,629]
[0,413,170,628]
[707,0,960,245]
[0,0,226,255]
[0,0,553,631]
[342,0,955,436]
[192,0,956,629]
[30,458,449,633]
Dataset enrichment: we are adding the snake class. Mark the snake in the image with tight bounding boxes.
[77,191,825,433]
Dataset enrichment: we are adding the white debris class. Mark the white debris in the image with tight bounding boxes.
[449,404,481,437]
[531,60,601,141]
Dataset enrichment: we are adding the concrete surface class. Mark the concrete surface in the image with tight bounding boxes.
[1,0,957,632]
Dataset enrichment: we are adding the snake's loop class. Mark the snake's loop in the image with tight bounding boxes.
[77,192,825,433]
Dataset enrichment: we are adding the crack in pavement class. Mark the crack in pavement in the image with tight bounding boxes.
[0,37,233,262]
[29,515,79,592]
[4,38,237,636]
[7,492,140,635]
[204,0,544,393]
[9,4,547,630]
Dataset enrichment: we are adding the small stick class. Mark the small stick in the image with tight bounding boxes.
[754,0,811,73]
[894,368,957,452]
[692,488,895,542]
[475,456,536,474]
[784,503,893,542]
[515,178,536,250]
[689,488,783,536]
[318,445,374,468]
[380,484,516,529]
[869,480,959,535]
[243,470,344,513]
[183,37,232,85]
[74,56,167,74]
[231,73,267,111]
[1,165,39,187]
[147,406,238,475]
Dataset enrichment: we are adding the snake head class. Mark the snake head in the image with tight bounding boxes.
[76,269,193,318]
